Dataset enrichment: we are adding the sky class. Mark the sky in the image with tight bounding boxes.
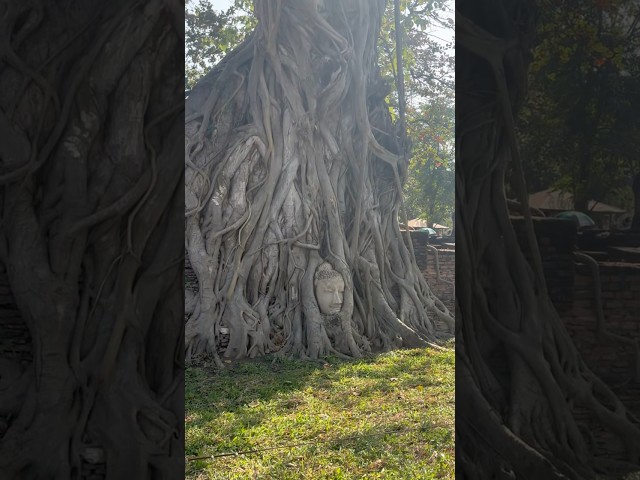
[211,0,234,8]
[205,0,454,47]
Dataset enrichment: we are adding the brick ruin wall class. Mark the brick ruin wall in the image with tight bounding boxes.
[512,218,640,416]
[563,263,640,381]
[423,249,455,312]
[408,232,455,314]
[562,262,640,416]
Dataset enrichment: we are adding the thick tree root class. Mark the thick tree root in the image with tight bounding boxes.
[0,1,184,477]
[457,1,640,478]
[185,0,454,362]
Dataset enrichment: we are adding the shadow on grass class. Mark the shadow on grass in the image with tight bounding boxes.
[190,422,454,479]
[185,348,455,478]
[186,356,329,450]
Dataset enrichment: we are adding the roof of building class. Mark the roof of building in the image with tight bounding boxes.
[528,188,626,214]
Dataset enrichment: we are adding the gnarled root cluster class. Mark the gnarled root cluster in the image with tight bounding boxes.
[456,1,640,478]
[0,1,184,477]
[185,0,454,362]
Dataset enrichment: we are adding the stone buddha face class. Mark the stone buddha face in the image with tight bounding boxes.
[314,262,345,315]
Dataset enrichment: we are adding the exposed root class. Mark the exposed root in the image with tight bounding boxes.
[457,1,640,477]
[185,0,454,361]
[0,1,183,477]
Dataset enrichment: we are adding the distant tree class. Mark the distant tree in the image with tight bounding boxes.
[518,0,640,213]
[403,99,454,225]
[185,0,255,90]
[378,0,455,225]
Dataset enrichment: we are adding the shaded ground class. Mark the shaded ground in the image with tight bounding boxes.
[185,347,454,479]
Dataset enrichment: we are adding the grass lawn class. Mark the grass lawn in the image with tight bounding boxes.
[185,345,455,479]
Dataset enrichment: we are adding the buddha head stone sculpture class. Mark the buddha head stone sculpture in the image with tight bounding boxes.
[313,262,345,315]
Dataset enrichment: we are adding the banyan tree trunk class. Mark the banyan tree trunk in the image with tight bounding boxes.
[457,1,640,478]
[185,0,454,362]
[0,1,184,478]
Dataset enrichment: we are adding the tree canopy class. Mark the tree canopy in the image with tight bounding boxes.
[518,0,640,215]
[378,0,455,225]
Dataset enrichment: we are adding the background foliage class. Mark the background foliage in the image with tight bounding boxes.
[517,0,640,214]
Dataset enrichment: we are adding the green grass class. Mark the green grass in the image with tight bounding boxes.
[185,347,454,480]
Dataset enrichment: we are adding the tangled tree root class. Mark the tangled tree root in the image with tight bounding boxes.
[0,1,184,477]
[185,0,454,362]
[457,1,640,478]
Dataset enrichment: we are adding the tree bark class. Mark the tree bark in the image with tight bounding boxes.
[0,1,184,478]
[457,1,640,478]
[184,0,454,362]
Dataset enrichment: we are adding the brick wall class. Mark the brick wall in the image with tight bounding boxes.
[422,247,455,313]
[513,218,640,416]
[407,231,456,313]
[563,262,640,383]
[562,261,640,417]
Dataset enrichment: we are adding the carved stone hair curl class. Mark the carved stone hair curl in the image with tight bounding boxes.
[314,262,342,282]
